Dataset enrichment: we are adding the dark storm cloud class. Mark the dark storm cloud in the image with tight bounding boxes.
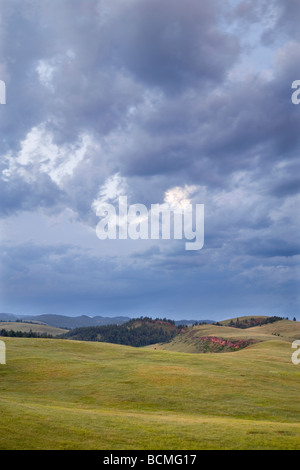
[0,0,239,151]
[0,173,64,217]
[261,1,300,44]
[271,178,300,198]
[107,36,300,184]
[246,238,300,258]
[2,238,296,318]
[0,0,242,219]
[1,241,117,294]
[0,0,143,149]
[1,0,298,198]
[108,0,240,93]
[0,0,299,318]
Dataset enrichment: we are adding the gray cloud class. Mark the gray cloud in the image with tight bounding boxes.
[0,0,299,318]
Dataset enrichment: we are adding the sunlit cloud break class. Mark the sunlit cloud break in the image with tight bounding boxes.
[93,177,204,250]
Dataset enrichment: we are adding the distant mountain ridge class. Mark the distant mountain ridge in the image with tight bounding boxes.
[0,313,214,329]
[0,313,17,322]
[0,313,130,329]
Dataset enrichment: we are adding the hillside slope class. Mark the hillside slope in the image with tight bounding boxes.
[64,317,180,347]
[0,322,68,336]
[218,315,269,327]
[147,319,300,353]
[0,337,299,449]
[218,315,285,328]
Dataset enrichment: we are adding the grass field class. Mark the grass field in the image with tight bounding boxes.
[0,322,68,336]
[0,336,299,449]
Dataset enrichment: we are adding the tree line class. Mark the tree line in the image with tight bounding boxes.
[214,316,286,329]
[0,329,53,338]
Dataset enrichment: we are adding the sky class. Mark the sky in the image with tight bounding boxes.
[0,0,299,321]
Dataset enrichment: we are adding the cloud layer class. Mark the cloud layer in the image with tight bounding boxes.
[0,0,299,319]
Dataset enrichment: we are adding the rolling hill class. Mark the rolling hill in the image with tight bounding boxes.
[64,317,180,347]
[0,314,18,322]
[0,336,299,449]
[217,315,285,328]
[147,318,300,353]
[0,322,68,337]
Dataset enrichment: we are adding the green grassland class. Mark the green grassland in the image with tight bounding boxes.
[0,335,299,449]
[147,320,300,353]
[0,321,68,336]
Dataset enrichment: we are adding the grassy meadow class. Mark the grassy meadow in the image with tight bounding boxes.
[0,322,68,336]
[0,335,299,449]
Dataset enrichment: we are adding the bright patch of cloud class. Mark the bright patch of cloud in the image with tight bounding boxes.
[92,173,128,213]
[2,124,97,186]
[164,185,198,209]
